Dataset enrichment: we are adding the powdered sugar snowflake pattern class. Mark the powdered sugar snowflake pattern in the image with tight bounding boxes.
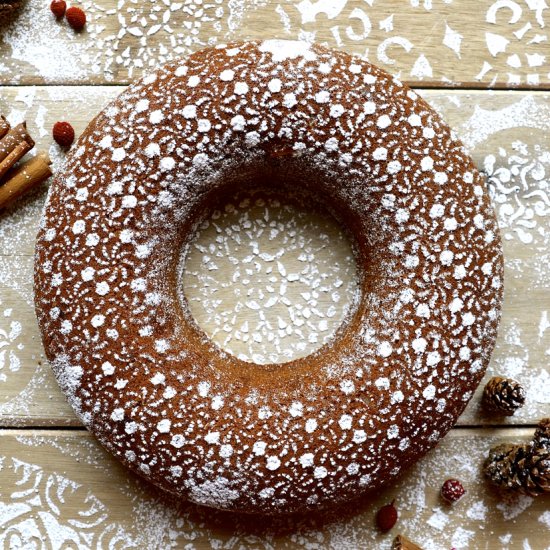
[0,430,547,549]
[0,452,189,548]
[479,137,550,420]
[0,303,23,386]
[34,40,503,514]
[183,193,358,364]
[1,458,116,547]
[0,0,228,83]
[0,0,548,86]
[482,0,549,86]
[485,140,549,246]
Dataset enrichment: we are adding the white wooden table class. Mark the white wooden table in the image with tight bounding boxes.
[0,1,549,548]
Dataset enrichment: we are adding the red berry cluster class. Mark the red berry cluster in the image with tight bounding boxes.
[440,479,466,503]
[50,0,86,31]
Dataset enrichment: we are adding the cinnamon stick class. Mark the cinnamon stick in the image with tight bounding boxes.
[0,140,32,181]
[0,122,35,179]
[0,152,52,211]
[0,122,34,161]
[392,534,423,550]
[0,116,9,140]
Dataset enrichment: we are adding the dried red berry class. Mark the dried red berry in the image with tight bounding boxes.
[50,0,66,18]
[376,500,398,532]
[65,6,86,31]
[52,121,75,147]
[441,479,466,503]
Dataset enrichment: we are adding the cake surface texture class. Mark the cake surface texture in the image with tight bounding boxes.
[34,40,503,514]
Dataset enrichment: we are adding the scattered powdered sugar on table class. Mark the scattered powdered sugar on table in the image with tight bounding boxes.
[1,0,89,82]
[427,507,449,530]
[0,284,77,425]
[466,499,488,521]
[539,510,550,529]
[481,136,550,419]
[0,5,547,543]
[0,0,229,83]
[0,302,22,385]
[1,0,548,86]
[183,193,358,364]
[496,494,535,521]
[424,91,550,425]
[484,139,549,248]
[4,430,545,549]
[0,449,189,548]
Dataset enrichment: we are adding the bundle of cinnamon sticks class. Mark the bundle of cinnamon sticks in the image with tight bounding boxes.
[0,115,53,212]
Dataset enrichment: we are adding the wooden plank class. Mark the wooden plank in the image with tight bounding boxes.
[0,428,547,548]
[0,0,549,88]
[1,87,549,256]
[0,269,76,426]
[0,88,548,426]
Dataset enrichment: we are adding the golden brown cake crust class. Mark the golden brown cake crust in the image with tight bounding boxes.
[34,40,503,514]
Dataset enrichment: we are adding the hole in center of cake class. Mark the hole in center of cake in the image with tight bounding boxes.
[181,189,359,365]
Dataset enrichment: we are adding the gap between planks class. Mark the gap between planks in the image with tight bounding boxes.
[0,426,542,434]
[1,82,550,92]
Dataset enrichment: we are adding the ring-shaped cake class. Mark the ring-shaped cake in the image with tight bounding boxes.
[34,40,503,514]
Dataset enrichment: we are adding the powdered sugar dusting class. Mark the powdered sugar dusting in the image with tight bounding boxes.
[2,0,548,87]
[2,429,546,548]
[182,193,358,364]
[0,0,546,543]
[422,90,550,426]
[259,39,316,62]
[0,287,76,425]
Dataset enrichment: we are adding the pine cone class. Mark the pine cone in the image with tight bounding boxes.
[518,446,550,496]
[484,418,550,497]
[482,376,525,415]
[0,0,23,23]
[533,418,550,447]
[485,443,524,492]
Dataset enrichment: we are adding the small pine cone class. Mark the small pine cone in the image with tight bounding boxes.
[0,0,22,22]
[484,443,524,492]
[482,376,525,415]
[485,419,550,497]
[533,418,550,447]
[517,446,550,496]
